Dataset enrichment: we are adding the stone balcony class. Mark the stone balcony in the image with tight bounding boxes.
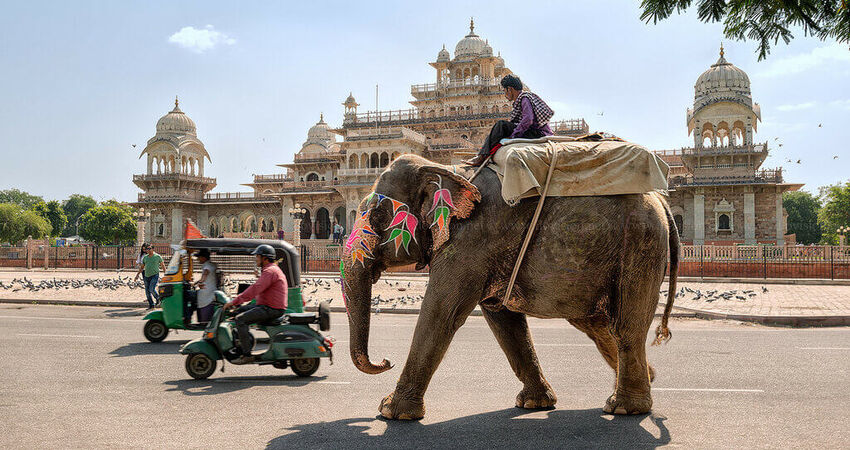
[337,167,385,177]
[344,127,427,145]
[670,168,784,187]
[133,173,216,185]
[410,77,501,98]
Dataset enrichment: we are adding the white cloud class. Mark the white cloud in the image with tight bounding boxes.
[168,25,235,53]
[830,99,850,110]
[757,43,850,77]
[776,101,816,112]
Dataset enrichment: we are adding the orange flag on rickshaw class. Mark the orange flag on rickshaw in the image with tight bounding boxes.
[184,219,205,240]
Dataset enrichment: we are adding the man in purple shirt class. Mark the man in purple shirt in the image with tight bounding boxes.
[466,74,554,167]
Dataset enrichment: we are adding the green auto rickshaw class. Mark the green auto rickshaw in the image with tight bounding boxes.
[142,238,307,342]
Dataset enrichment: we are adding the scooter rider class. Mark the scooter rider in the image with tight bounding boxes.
[223,244,288,365]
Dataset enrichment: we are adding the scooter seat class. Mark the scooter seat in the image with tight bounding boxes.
[287,312,318,325]
[259,316,285,326]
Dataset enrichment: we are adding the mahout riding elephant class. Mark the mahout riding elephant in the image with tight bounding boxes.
[341,154,679,420]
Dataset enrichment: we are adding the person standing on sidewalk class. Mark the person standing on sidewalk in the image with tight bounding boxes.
[134,244,165,309]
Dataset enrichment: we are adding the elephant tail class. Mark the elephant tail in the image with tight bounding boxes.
[653,201,679,346]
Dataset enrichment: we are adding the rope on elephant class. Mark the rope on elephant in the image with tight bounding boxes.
[503,141,559,306]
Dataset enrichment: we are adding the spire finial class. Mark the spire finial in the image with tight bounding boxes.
[470,17,474,33]
[720,42,724,58]
[175,95,179,108]
[320,112,324,122]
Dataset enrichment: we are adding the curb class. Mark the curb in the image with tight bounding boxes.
[2,298,845,326]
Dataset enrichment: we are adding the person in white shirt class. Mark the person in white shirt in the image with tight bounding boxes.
[193,249,218,323]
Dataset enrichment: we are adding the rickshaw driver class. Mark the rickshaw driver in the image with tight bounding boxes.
[222,244,288,365]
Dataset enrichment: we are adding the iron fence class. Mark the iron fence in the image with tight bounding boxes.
[1,243,848,279]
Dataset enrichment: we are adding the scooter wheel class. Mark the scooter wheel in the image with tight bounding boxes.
[185,353,217,380]
[143,320,169,342]
[291,358,320,377]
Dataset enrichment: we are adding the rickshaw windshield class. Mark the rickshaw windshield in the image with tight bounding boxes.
[164,250,185,275]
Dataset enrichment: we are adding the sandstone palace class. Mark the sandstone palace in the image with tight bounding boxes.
[133,21,800,246]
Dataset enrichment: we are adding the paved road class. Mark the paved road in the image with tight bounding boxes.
[0,305,847,449]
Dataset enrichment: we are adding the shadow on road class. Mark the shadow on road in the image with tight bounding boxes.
[266,408,670,449]
[104,308,147,318]
[109,341,190,357]
[163,375,329,396]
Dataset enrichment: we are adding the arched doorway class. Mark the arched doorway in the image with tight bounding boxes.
[333,206,346,233]
[300,210,312,240]
[315,208,331,239]
[306,173,319,182]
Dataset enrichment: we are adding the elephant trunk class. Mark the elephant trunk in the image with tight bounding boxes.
[344,266,392,375]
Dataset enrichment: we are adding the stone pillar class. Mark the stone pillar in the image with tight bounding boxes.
[292,218,302,248]
[197,209,209,235]
[775,189,785,246]
[171,207,183,245]
[136,215,146,246]
[744,189,756,244]
[280,198,295,240]
[143,214,152,245]
[693,191,705,245]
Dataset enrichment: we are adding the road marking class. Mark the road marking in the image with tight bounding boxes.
[653,388,764,393]
[797,347,850,350]
[316,381,351,385]
[17,333,101,338]
[0,315,139,323]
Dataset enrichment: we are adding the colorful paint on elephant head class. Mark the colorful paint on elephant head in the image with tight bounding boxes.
[381,197,418,256]
[428,175,454,235]
[344,210,377,268]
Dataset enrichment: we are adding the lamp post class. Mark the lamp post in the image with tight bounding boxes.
[837,226,849,249]
[288,204,307,248]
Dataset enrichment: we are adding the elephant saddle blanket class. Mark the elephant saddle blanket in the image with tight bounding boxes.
[486,136,670,206]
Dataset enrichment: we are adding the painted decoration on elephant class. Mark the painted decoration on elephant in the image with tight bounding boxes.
[344,210,377,268]
[428,175,455,235]
[381,202,418,256]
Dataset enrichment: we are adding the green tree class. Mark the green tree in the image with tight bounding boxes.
[783,190,822,244]
[79,204,138,245]
[61,194,97,236]
[639,0,850,60]
[32,200,67,237]
[0,203,52,244]
[818,181,850,244]
[0,189,44,209]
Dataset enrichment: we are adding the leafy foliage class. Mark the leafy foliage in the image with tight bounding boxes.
[0,203,52,244]
[79,203,138,245]
[783,190,822,244]
[32,200,68,237]
[639,0,850,59]
[61,194,97,236]
[818,181,850,244]
[0,189,44,209]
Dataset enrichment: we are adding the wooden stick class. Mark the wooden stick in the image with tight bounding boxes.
[467,153,494,182]
[503,143,559,306]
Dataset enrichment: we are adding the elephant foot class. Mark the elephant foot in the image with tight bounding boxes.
[379,392,425,420]
[515,381,557,409]
[603,392,652,415]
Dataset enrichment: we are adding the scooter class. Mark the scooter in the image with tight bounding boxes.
[180,292,333,379]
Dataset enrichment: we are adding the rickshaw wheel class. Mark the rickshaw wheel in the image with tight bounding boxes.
[185,353,217,380]
[291,358,320,377]
[143,320,168,342]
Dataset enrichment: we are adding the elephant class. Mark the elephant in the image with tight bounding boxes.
[340,154,679,420]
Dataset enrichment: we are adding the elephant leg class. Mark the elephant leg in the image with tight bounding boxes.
[604,258,665,415]
[482,308,556,409]
[378,282,479,420]
[569,315,656,383]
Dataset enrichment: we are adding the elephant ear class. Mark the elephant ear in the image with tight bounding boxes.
[417,166,481,252]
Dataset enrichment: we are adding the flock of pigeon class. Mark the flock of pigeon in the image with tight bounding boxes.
[0,276,145,292]
[663,285,769,302]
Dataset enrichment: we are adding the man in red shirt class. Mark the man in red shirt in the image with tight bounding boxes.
[223,244,288,364]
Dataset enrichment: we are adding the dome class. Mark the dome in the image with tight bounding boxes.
[482,40,493,57]
[454,19,486,59]
[306,114,334,143]
[156,97,196,135]
[437,45,450,62]
[694,46,751,108]
[344,92,357,106]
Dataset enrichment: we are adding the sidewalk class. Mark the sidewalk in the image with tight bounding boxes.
[0,270,848,326]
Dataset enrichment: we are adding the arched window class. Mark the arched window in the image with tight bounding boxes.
[370,153,379,168]
[718,214,730,230]
[315,208,331,239]
[380,152,389,167]
[157,223,165,236]
[349,156,358,169]
[306,173,319,182]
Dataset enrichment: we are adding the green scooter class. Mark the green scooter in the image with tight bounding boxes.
[180,293,332,379]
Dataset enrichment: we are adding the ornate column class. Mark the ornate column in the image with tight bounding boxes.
[693,190,705,245]
[775,187,785,246]
[744,188,755,244]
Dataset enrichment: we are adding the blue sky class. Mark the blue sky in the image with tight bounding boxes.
[1,0,848,202]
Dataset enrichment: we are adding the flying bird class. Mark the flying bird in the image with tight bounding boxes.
[834,155,839,159]
[131,144,136,148]
[818,124,823,128]
[796,159,801,164]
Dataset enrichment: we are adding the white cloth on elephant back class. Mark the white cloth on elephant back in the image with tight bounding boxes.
[487,138,669,206]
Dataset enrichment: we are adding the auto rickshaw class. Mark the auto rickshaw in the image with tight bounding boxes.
[141,238,308,342]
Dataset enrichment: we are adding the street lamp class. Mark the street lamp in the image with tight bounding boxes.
[288,204,307,247]
[837,225,849,249]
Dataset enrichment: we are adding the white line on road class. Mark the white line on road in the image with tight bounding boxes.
[0,315,139,323]
[797,347,850,350]
[17,333,101,338]
[654,388,764,393]
[316,381,351,384]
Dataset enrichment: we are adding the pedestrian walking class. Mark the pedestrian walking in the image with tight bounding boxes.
[134,243,166,309]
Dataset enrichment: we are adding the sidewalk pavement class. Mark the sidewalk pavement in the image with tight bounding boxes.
[0,270,848,326]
